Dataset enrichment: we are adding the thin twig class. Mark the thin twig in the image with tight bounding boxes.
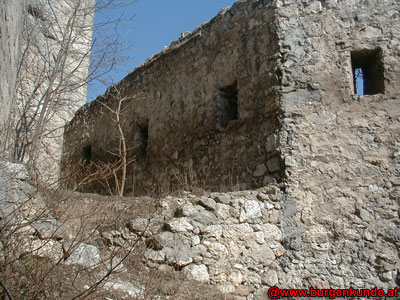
[0,281,15,300]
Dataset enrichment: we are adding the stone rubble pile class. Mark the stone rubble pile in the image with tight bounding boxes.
[102,186,286,298]
[1,161,399,299]
[0,162,100,267]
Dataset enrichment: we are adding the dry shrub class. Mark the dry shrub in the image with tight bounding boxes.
[0,158,155,300]
[134,267,236,300]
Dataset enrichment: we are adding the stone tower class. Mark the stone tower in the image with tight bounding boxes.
[1,0,94,181]
[0,0,26,127]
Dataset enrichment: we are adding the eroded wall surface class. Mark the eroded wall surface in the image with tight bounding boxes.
[5,0,94,181]
[62,0,400,296]
[276,0,400,291]
[63,0,283,194]
[0,0,26,128]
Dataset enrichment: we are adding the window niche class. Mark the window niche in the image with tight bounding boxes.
[216,81,238,128]
[135,124,148,165]
[82,145,92,163]
[351,48,384,95]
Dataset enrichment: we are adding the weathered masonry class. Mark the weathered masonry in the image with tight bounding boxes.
[62,0,399,195]
[62,0,282,194]
[0,0,26,125]
[62,0,400,293]
[1,0,94,181]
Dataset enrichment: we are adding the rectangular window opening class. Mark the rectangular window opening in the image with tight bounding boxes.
[351,48,384,95]
[82,145,92,163]
[216,81,238,128]
[136,125,148,163]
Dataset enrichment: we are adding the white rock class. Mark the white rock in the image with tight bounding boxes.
[191,235,200,246]
[217,284,235,294]
[177,203,204,217]
[262,224,282,242]
[65,243,100,267]
[228,270,243,286]
[183,264,210,282]
[261,269,278,286]
[265,202,274,210]
[145,250,166,263]
[255,231,265,244]
[127,218,150,234]
[305,1,322,14]
[202,224,223,238]
[359,26,382,39]
[240,200,262,223]
[208,242,228,257]
[249,242,276,264]
[164,246,193,267]
[0,161,29,180]
[224,223,253,240]
[165,218,193,232]
[215,203,232,220]
[198,197,216,211]
[104,281,142,297]
[29,239,63,260]
[285,156,297,167]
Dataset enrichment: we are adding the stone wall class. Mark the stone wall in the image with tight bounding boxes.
[275,0,400,291]
[62,0,400,297]
[25,0,94,181]
[102,185,286,298]
[0,0,26,128]
[2,0,94,180]
[63,0,283,194]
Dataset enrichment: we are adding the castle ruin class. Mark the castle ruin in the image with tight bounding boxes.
[63,0,399,194]
[61,0,400,295]
[0,0,94,181]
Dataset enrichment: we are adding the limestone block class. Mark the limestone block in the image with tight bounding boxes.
[239,200,262,223]
[65,243,100,267]
[202,224,223,238]
[165,217,194,233]
[198,197,217,211]
[183,264,210,282]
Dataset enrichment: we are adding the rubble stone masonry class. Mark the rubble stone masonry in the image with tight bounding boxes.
[63,0,282,193]
[62,0,400,296]
[1,0,94,180]
[0,0,26,126]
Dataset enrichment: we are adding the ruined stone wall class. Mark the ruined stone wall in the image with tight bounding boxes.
[61,0,400,297]
[3,0,94,181]
[276,0,400,291]
[29,0,94,181]
[0,0,26,128]
[102,185,287,298]
[63,0,283,194]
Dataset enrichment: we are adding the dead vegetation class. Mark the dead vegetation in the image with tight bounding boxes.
[0,150,233,299]
[0,0,235,298]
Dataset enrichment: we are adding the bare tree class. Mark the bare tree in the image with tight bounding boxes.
[97,86,136,196]
[0,158,151,300]
[5,0,135,182]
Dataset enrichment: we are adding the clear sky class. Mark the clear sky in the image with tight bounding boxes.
[87,0,236,101]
